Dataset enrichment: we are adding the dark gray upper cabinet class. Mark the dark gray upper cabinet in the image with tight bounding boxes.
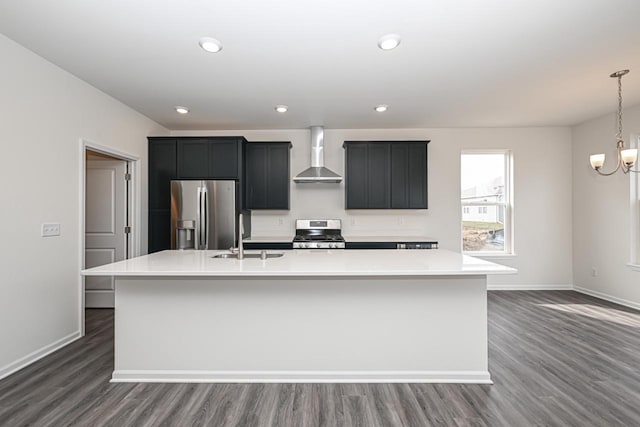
[244,142,291,210]
[177,137,242,179]
[209,139,239,178]
[344,140,429,209]
[344,142,389,209]
[391,143,428,209]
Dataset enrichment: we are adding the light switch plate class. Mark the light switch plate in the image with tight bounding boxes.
[42,223,60,237]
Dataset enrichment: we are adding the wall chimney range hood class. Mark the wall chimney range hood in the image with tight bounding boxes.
[293,126,343,183]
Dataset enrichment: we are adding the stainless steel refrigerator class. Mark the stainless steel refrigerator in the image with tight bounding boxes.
[170,180,237,250]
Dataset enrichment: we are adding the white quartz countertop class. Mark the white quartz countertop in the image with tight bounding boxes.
[243,236,438,243]
[82,249,516,277]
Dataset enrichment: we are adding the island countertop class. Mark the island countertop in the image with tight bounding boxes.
[82,249,516,277]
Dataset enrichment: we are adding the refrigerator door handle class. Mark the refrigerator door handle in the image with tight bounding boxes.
[197,186,203,249]
[202,186,209,249]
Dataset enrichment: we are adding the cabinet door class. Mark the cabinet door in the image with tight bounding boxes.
[177,139,209,178]
[391,143,428,209]
[245,144,269,208]
[266,144,290,209]
[244,142,290,210]
[367,143,390,208]
[390,144,409,208]
[407,143,428,208]
[148,139,176,210]
[345,144,369,209]
[149,210,171,253]
[209,139,239,178]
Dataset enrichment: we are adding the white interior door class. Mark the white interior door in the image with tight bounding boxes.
[85,158,127,308]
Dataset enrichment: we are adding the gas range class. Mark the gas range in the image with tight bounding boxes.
[292,219,345,249]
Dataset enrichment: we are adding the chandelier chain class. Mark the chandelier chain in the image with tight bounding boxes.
[617,74,623,143]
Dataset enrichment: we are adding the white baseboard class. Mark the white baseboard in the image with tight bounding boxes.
[0,331,81,381]
[111,370,493,384]
[488,284,574,291]
[573,286,640,311]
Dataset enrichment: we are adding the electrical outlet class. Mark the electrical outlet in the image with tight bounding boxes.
[278,218,284,226]
[398,216,404,225]
[350,218,356,226]
[42,223,60,237]
[591,267,598,277]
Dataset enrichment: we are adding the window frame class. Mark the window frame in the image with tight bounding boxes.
[629,134,640,271]
[461,149,514,257]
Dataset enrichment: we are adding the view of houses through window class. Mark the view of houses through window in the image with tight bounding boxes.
[461,151,511,253]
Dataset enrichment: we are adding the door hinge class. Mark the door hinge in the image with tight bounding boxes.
[124,173,131,181]
[124,226,131,234]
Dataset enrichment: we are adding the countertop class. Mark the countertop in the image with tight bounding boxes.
[82,249,516,277]
[243,235,438,243]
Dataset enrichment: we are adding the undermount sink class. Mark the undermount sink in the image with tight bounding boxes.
[212,252,284,259]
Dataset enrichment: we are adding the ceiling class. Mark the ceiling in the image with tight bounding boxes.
[1,0,640,130]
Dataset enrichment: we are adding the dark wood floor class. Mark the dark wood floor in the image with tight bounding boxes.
[1,291,639,426]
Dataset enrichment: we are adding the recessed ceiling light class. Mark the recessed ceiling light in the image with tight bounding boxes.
[175,106,189,114]
[375,104,388,113]
[199,37,223,53]
[275,105,288,113]
[377,34,401,50]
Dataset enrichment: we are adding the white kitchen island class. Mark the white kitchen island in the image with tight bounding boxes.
[82,249,515,384]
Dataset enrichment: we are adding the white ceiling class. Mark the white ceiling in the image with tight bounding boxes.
[1,0,640,130]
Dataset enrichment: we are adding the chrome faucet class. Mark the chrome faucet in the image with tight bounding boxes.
[237,212,244,260]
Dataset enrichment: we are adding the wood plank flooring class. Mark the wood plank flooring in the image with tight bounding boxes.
[1,291,639,426]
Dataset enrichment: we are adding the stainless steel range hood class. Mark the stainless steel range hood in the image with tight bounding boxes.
[293,126,343,183]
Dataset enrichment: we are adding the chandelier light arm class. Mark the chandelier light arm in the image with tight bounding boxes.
[594,156,622,176]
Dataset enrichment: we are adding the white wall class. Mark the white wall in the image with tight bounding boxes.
[0,34,168,378]
[174,127,574,288]
[572,104,640,308]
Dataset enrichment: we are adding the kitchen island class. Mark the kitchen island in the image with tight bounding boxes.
[82,249,515,384]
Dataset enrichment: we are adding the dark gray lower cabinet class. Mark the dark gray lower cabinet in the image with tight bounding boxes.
[244,142,291,210]
[344,140,429,209]
[243,242,293,250]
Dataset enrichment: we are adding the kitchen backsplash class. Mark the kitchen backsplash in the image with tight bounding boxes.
[250,209,432,237]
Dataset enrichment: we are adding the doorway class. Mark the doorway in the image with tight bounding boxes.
[80,140,140,332]
[85,150,129,307]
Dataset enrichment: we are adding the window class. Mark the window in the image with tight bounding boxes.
[631,134,640,268]
[461,151,513,254]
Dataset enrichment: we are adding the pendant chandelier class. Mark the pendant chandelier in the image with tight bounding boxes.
[589,70,639,175]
